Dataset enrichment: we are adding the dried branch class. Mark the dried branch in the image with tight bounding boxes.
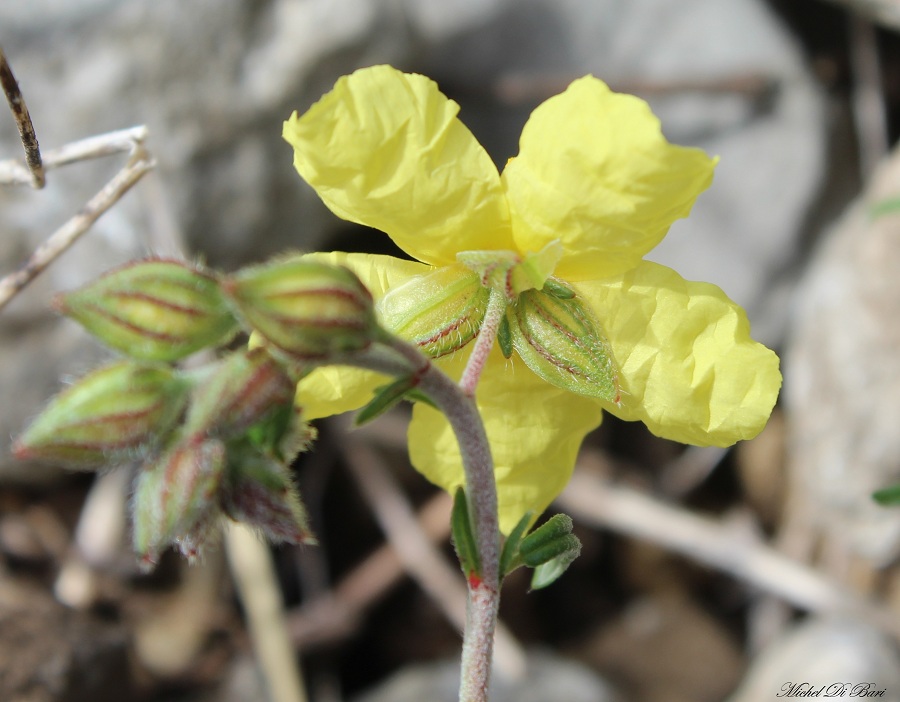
[0,133,154,312]
[558,456,900,640]
[0,46,43,188]
[226,523,308,702]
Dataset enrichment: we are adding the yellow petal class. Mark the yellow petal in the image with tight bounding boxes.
[408,349,603,533]
[574,261,781,446]
[298,251,430,298]
[284,65,513,266]
[502,76,716,281]
[296,365,391,421]
[294,252,429,420]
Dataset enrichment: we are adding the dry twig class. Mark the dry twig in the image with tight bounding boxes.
[226,523,309,702]
[0,46,43,188]
[0,126,154,312]
[558,455,900,640]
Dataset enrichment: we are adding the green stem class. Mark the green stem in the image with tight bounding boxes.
[347,339,500,702]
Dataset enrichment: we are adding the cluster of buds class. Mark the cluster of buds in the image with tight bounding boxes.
[15,256,381,567]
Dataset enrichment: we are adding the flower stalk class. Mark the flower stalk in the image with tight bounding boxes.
[346,336,500,702]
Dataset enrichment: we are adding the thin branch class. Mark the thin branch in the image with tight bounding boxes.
[0,46,43,188]
[0,125,149,186]
[225,522,308,702]
[850,14,888,178]
[0,145,154,312]
[557,457,900,640]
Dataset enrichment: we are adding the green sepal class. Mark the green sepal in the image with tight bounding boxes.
[511,288,619,402]
[499,510,533,578]
[379,265,488,359]
[541,277,576,299]
[355,376,418,426]
[873,484,900,506]
[450,487,481,579]
[497,311,514,359]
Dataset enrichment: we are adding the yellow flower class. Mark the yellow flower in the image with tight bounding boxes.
[283,65,781,533]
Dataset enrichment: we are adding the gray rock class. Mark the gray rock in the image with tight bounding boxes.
[352,651,620,702]
[785,145,900,566]
[728,617,900,702]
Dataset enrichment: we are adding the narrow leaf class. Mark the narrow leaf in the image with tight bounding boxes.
[499,510,533,578]
[450,487,481,578]
[355,376,417,426]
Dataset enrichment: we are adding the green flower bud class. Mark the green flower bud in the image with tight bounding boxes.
[224,258,377,360]
[132,437,226,568]
[14,362,189,468]
[183,348,295,437]
[510,288,620,403]
[379,264,489,358]
[221,446,315,545]
[519,514,581,590]
[55,259,239,361]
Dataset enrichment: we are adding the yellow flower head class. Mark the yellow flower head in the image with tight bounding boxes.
[283,65,781,532]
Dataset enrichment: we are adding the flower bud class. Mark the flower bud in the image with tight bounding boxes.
[379,264,489,358]
[519,514,581,590]
[132,437,226,568]
[183,348,295,437]
[224,258,377,360]
[14,362,189,468]
[55,259,239,361]
[511,288,620,403]
[221,446,315,545]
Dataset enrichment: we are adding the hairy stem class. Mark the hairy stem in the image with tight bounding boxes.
[349,339,500,702]
[459,287,506,397]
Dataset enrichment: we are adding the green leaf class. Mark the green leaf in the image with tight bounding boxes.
[530,549,579,590]
[499,510,533,578]
[873,484,900,506]
[355,376,417,426]
[450,487,481,578]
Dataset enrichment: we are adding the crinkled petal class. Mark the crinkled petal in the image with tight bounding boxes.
[502,76,716,281]
[573,261,781,446]
[284,65,513,266]
[298,251,430,298]
[408,348,603,533]
[295,252,430,420]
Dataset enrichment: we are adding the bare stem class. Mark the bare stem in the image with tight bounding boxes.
[0,47,44,188]
[0,147,154,311]
[459,288,506,397]
[348,339,501,702]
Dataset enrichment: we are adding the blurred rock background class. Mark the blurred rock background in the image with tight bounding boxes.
[2,0,900,701]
